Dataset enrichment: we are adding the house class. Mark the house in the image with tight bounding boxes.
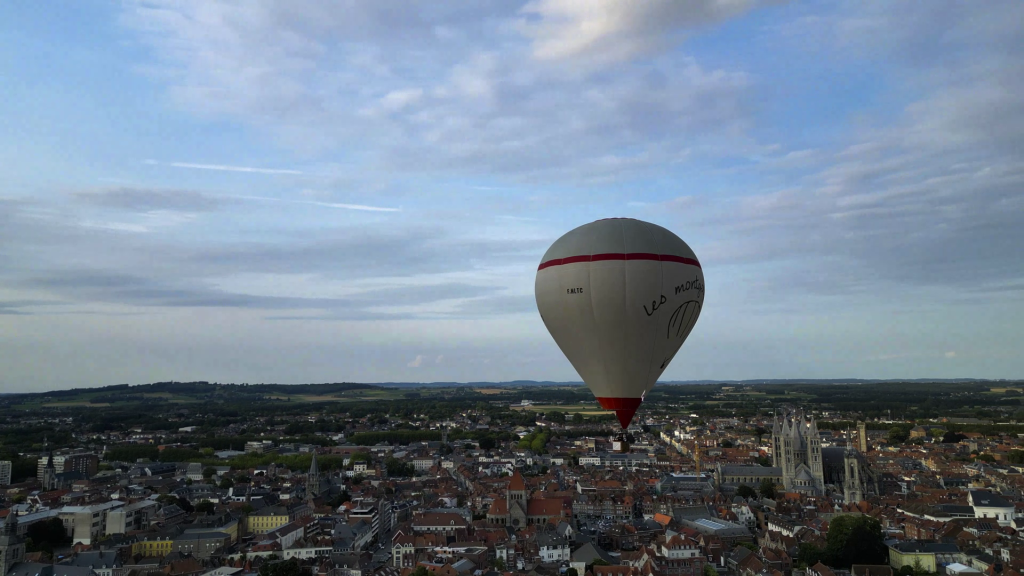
[536,531,570,563]
[887,542,960,573]
[967,490,1014,526]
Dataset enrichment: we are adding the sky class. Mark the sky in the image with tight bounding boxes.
[2,1,1023,392]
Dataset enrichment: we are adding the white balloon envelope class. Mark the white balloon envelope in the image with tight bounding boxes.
[535,218,704,429]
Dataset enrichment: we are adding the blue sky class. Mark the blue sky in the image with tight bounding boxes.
[2,0,1023,391]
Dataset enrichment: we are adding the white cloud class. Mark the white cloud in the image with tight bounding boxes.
[144,160,303,175]
[408,355,425,367]
[121,0,756,181]
[230,195,400,212]
[517,0,770,63]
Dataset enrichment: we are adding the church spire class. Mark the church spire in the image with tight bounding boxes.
[306,451,322,501]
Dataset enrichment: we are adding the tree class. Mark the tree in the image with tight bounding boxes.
[478,436,497,451]
[759,478,777,499]
[203,466,217,479]
[721,440,734,449]
[258,558,306,576]
[410,567,430,576]
[493,558,506,571]
[25,518,69,553]
[219,477,234,489]
[797,543,824,568]
[703,566,719,576]
[566,568,578,576]
[572,412,585,424]
[195,501,216,515]
[887,427,909,445]
[546,410,566,424]
[753,426,768,443]
[942,430,968,443]
[823,515,886,567]
[736,485,757,499]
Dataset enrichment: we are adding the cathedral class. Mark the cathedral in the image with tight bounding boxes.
[771,412,877,502]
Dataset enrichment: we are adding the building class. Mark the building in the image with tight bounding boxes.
[132,533,175,557]
[887,542,960,572]
[1,515,26,576]
[172,531,233,559]
[105,500,158,535]
[411,512,469,535]
[0,461,11,486]
[348,505,380,542]
[412,458,435,472]
[248,503,310,535]
[536,531,570,563]
[968,490,1014,526]
[715,466,782,491]
[37,452,97,482]
[59,501,124,545]
[486,470,567,527]
[771,412,877,500]
[306,452,325,500]
[772,413,825,495]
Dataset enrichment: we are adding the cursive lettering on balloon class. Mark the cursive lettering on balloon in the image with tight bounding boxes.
[643,294,667,316]
[674,276,705,297]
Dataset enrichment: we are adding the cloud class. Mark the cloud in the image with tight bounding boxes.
[0,198,544,320]
[408,355,425,367]
[231,194,400,212]
[518,0,773,63]
[120,0,756,181]
[74,188,225,212]
[144,160,303,175]
[648,1,1024,301]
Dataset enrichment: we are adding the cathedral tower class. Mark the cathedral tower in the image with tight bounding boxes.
[0,514,25,575]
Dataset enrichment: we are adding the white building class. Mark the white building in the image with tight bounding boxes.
[536,533,570,563]
[0,461,11,486]
[968,489,1014,526]
[60,501,125,545]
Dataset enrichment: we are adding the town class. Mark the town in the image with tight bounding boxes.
[1,381,1023,576]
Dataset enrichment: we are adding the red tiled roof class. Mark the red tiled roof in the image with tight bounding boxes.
[508,471,526,491]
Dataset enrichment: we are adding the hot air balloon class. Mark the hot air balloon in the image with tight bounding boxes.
[535,218,704,430]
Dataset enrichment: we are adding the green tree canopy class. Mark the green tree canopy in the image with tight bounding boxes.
[887,427,909,445]
[258,559,307,576]
[823,515,886,567]
[736,485,757,499]
[759,478,777,499]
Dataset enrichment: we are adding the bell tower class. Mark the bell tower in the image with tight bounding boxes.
[0,514,26,575]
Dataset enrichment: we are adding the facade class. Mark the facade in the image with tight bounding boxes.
[0,516,26,576]
[486,471,567,527]
[715,466,782,491]
[60,501,125,545]
[0,461,11,486]
[306,452,324,500]
[248,503,310,534]
[36,452,97,481]
[772,413,825,495]
[771,412,877,500]
[968,490,1014,526]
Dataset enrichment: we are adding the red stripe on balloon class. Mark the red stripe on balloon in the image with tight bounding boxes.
[538,253,701,270]
[596,397,643,430]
